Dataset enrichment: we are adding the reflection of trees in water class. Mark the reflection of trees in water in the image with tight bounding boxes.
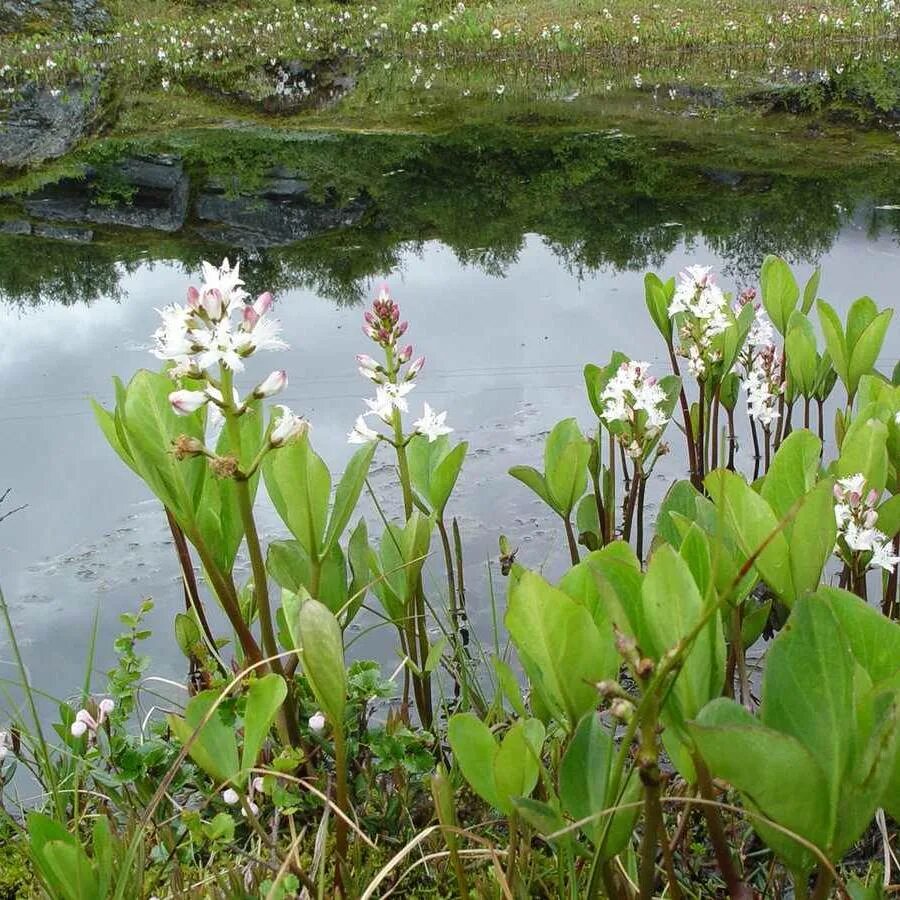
[1,127,899,308]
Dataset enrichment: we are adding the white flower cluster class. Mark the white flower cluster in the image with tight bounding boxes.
[153,259,307,444]
[347,289,452,445]
[71,698,115,738]
[669,265,730,378]
[742,345,782,427]
[834,474,900,573]
[154,259,286,376]
[223,775,266,817]
[600,360,669,457]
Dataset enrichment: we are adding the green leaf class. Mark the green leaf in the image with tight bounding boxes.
[168,690,239,785]
[492,656,528,718]
[262,432,330,559]
[544,418,590,516]
[645,272,674,342]
[288,599,346,727]
[408,435,468,514]
[846,296,878,353]
[448,713,501,811]
[801,267,821,315]
[760,256,799,336]
[494,719,544,813]
[240,674,287,779]
[119,369,206,527]
[689,699,829,875]
[760,429,822,525]
[323,441,376,553]
[705,469,794,605]
[508,465,555,512]
[816,587,900,684]
[27,814,84,900]
[560,712,613,845]
[762,598,854,842]
[506,570,609,729]
[789,478,837,598]
[848,309,894,400]
[785,312,818,397]
[817,300,849,391]
[642,545,725,737]
[835,416,889,494]
[345,518,370,625]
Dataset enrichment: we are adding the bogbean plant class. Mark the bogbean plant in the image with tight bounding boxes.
[0,255,897,899]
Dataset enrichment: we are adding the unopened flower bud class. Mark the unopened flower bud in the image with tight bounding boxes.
[169,389,208,416]
[201,287,223,320]
[186,285,200,309]
[252,776,265,794]
[98,698,115,717]
[849,491,861,508]
[397,320,408,336]
[635,657,655,678]
[833,483,845,501]
[864,509,878,529]
[254,369,287,398]
[309,711,326,733]
[865,489,879,509]
[253,291,273,317]
[406,356,425,379]
[398,344,413,364]
[222,788,239,805]
[610,699,634,722]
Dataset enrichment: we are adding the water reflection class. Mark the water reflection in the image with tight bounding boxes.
[1,124,899,309]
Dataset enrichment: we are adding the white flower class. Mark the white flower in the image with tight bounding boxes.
[871,541,900,572]
[70,699,113,738]
[270,405,309,446]
[152,260,284,375]
[348,415,380,444]
[254,370,287,398]
[0,731,10,762]
[169,389,209,416]
[413,402,453,442]
[747,308,774,349]
[837,473,868,498]
[356,354,383,382]
[309,711,326,732]
[222,788,240,805]
[365,382,416,422]
[491,27,501,38]
[600,360,669,446]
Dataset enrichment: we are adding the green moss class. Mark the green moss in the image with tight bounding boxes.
[0,833,34,900]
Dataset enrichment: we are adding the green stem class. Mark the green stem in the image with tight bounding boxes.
[563,516,580,565]
[638,698,662,900]
[221,367,298,745]
[333,725,350,896]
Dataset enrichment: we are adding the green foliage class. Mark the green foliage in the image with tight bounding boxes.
[690,593,900,876]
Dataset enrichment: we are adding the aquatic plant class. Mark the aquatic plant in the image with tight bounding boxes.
[0,253,896,899]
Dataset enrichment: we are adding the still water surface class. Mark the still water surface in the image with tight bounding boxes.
[1,132,900,710]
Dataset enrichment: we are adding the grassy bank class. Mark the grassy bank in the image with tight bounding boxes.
[0,0,899,134]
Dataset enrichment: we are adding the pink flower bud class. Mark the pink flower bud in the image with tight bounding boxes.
[255,370,287,398]
[186,285,200,308]
[397,320,408,336]
[70,719,88,738]
[364,310,375,326]
[169,389,209,416]
[98,698,115,717]
[849,491,861,508]
[253,291,273,317]
[833,483,845,501]
[406,356,425,379]
[864,509,878,529]
[356,353,379,371]
[377,284,391,303]
[398,344,413,364]
[865,489,879,508]
[242,305,259,330]
[201,287,223,320]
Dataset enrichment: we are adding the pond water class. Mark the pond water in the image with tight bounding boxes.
[1,122,899,712]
